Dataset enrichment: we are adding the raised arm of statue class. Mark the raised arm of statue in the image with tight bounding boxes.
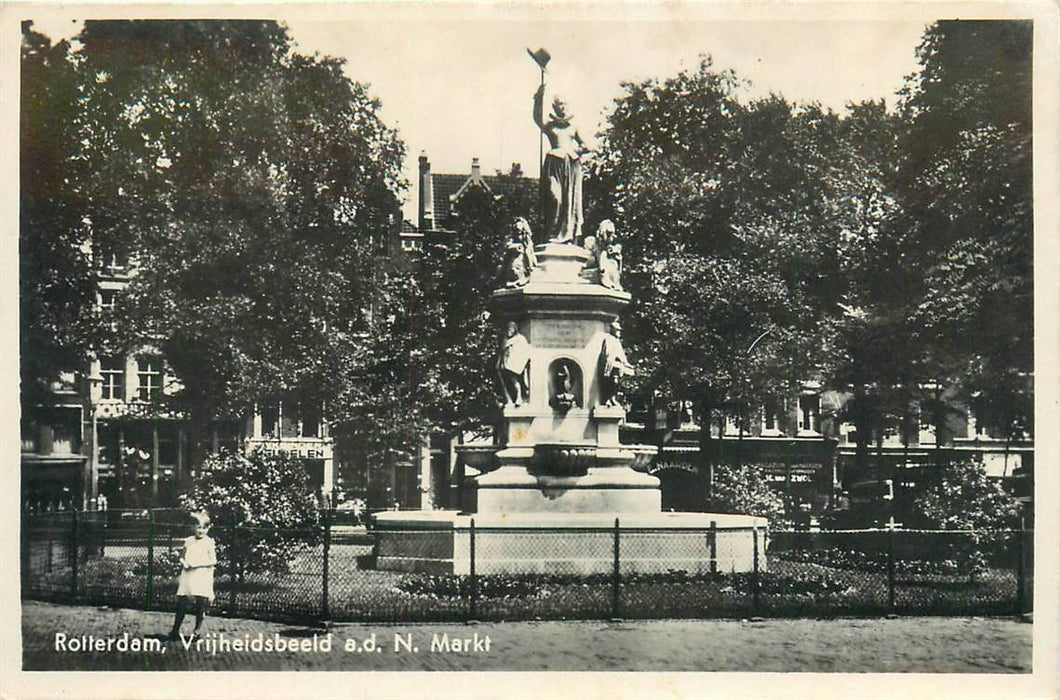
[533,84,546,131]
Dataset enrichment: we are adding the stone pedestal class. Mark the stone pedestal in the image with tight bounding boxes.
[373,511,767,575]
[373,241,767,574]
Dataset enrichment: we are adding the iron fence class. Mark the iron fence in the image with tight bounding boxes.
[21,510,1033,625]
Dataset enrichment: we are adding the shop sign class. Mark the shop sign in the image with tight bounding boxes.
[246,439,333,461]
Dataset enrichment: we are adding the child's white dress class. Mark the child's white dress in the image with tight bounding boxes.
[176,535,217,601]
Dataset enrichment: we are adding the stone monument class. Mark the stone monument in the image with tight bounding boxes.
[373,56,765,575]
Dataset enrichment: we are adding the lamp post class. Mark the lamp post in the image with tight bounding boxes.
[84,365,104,510]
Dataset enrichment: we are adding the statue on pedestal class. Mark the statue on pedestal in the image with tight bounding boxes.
[549,358,579,411]
[599,320,634,407]
[534,81,585,245]
[496,321,531,406]
[501,217,538,288]
[599,239,623,290]
[584,219,624,290]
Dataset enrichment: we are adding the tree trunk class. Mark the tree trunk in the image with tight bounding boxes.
[698,395,715,509]
[737,409,745,470]
[854,390,870,475]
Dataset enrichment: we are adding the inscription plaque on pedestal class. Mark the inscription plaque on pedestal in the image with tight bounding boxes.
[532,319,598,348]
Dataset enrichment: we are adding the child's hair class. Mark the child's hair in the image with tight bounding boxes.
[190,511,211,528]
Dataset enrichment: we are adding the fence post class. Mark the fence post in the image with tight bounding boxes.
[887,526,896,612]
[228,528,238,616]
[611,518,621,620]
[146,510,155,610]
[1015,519,1026,614]
[321,509,331,622]
[752,526,760,612]
[70,510,80,599]
[468,518,477,622]
[708,521,718,575]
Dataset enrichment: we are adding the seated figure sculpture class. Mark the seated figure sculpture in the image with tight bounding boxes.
[583,219,614,271]
[583,220,623,291]
[502,217,538,288]
[599,240,623,291]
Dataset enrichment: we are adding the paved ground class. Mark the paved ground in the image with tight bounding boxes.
[20,600,1030,672]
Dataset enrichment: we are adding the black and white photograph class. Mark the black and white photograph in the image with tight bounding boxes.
[4,2,1057,698]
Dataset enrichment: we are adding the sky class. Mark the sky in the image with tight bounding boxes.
[26,8,932,220]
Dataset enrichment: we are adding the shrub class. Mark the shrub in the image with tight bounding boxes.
[776,546,967,577]
[180,449,322,576]
[913,458,1021,577]
[712,463,789,530]
[396,570,853,600]
[914,458,1021,531]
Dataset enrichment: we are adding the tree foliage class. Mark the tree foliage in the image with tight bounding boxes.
[66,21,406,423]
[181,449,322,574]
[913,458,1021,531]
[20,25,99,403]
[22,21,408,474]
[589,58,895,457]
[412,173,538,438]
[712,463,788,530]
[898,20,1033,443]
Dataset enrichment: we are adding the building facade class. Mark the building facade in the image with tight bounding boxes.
[20,252,336,512]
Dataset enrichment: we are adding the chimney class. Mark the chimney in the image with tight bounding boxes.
[471,157,481,181]
[418,152,433,231]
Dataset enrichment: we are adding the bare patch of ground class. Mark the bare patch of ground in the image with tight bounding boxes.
[20,601,1030,672]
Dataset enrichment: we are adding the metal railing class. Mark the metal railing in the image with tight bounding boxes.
[21,509,1032,624]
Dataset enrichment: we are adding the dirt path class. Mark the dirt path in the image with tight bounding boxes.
[20,601,1030,672]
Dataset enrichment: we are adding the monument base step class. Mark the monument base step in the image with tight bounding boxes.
[372,511,768,575]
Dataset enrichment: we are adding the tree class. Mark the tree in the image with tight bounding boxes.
[181,449,322,575]
[590,58,892,496]
[20,24,99,404]
[60,21,405,467]
[898,21,1033,447]
[412,176,537,438]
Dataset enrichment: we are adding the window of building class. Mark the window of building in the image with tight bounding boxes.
[99,289,117,313]
[21,419,39,453]
[52,423,77,454]
[762,399,785,436]
[99,248,129,274]
[136,356,162,401]
[798,394,820,434]
[261,402,280,438]
[100,357,124,400]
[280,401,300,438]
[301,402,322,438]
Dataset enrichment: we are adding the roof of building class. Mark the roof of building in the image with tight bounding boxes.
[426,166,537,232]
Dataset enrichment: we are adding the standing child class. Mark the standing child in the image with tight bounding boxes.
[168,512,216,641]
